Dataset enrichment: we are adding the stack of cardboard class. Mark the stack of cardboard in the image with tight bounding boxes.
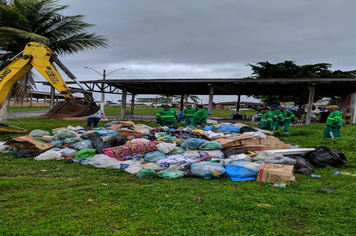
[216,135,291,151]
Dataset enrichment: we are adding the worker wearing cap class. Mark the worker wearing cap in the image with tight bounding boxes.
[258,107,274,131]
[155,105,178,126]
[191,105,208,128]
[182,104,197,126]
[270,104,284,134]
[324,105,342,138]
[279,105,297,137]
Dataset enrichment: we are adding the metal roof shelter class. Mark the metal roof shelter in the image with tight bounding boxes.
[37,77,356,124]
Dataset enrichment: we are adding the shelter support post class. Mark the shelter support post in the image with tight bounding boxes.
[236,94,241,112]
[131,94,135,115]
[208,85,214,117]
[180,95,184,112]
[50,86,55,109]
[121,86,127,119]
[30,93,33,108]
[306,83,315,125]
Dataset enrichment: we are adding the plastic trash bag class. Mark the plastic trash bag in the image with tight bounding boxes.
[157,143,176,154]
[181,138,208,150]
[203,125,215,131]
[217,125,241,133]
[49,140,64,148]
[191,162,225,179]
[240,126,258,133]
[157,169,185,179]
[29,129,50,137]
[305,146,347,167]
[284,154,314,175]
[229,161,264,172]
[74,148,97,160]
[72,139,93,150]
[136,168,156,178]
[54,129,77,140]
[94,129,118,136]
[144,151,167,162]
[264,156,297,165]
[61,147,78,157]
[63,137,83,144]
[199,141,222,150]
[225,164,258,181]
[34,148,63,161]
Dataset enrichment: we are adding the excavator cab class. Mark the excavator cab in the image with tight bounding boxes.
[0,42,99,124]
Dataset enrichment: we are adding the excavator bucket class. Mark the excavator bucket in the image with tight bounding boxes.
[38,100,100,119]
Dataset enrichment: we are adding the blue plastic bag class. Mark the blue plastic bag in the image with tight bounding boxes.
[203,125,215,131]
[217,125,241,133]
[224,164,258,181]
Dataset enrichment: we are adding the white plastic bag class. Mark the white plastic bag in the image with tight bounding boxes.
[157,143,176,154]
[34,148,63,161]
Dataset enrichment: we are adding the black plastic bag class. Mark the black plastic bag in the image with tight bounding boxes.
[13,151,42,158]
[284,154,314,175]
[240,126,258,133]
[305,146,347,168]
[222,148,247,158]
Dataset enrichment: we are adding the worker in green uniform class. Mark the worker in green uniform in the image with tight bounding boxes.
[191,105,208,128]
[278,105,297,137]
[258,107,274,131]
[323,105,342,138]
[182,104,197,126]
[270,104,284,134]
[156,105,178,126]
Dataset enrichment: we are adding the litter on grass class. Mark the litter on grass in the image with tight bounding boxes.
[1,120,348,183]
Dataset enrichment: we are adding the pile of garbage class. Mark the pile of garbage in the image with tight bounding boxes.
[0,121,347,182]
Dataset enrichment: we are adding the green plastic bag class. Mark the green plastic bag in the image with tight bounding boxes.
[157,169,185,179]
[136,168,156,178]
[74,148,97,160]
[199,141,223,150]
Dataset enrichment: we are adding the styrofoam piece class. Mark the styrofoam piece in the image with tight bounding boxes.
[264,148,315,155]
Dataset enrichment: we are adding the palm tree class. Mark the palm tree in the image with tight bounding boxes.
[0,0,108,123]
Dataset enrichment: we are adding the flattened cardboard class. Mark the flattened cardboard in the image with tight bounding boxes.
[259,137,291,150]
[216,134,256,148]
[240,138,261,146]
[257,163,295,183]
[5,135,53,152]
[240,145,265,151]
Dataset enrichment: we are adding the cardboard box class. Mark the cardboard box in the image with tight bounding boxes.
[240,145,265,151]
[240,138,261,146]
[5,135,53,152]
[216,134,256,148]
[257,164,295,183]
[259,137,291,150]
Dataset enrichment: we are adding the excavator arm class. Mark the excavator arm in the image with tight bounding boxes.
[0,42,99,128]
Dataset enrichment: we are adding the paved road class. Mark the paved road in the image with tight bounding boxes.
[8,110,50,118]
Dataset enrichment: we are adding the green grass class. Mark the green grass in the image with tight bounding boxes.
[1,117,356,235]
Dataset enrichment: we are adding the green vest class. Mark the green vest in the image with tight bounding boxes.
[326,110,342,126]
[271,109,283,121]
[156,109,177,122]
[183,108,196,117]
[282,110,296,123]
[260,112,273,125]
[193,109,208,121]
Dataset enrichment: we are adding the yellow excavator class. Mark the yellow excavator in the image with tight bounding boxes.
[0,42,100,132]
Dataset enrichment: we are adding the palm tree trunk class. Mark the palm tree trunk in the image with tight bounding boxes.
[0,94,10,124]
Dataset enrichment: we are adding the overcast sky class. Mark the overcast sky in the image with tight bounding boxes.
[36,0,356,103]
